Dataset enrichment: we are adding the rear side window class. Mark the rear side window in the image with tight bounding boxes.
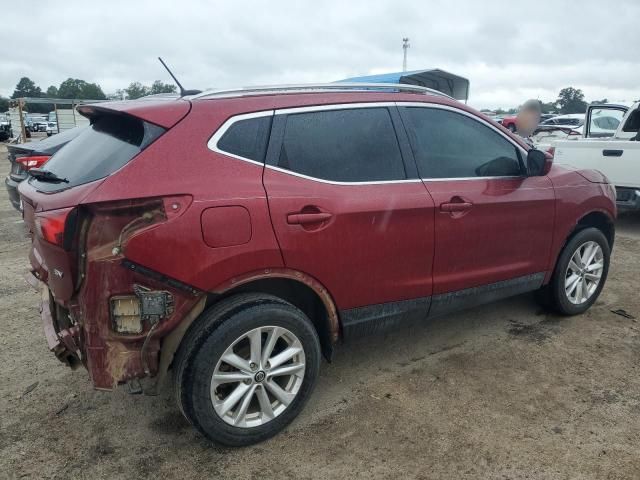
[276,108,406,182]
[401,107,522,179]
[30,114,165,193]
[216,116,272,162]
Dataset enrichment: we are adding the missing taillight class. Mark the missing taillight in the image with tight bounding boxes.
[17,155,50,171]
[34,207,77,249]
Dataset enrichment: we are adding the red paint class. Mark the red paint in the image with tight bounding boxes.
[425,176,556,294]
[201,206,252,248]
[17,91,616,390]
[263,171,435,309]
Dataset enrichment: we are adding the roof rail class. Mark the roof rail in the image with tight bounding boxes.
[188,82,453,100]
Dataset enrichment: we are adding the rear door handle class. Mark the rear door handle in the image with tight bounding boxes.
[440,202,473,212]
[603,149,623,157]
[287,212,333,225]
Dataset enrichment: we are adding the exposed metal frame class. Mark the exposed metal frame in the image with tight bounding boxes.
[207,101,529,186]
[190,83,453,101]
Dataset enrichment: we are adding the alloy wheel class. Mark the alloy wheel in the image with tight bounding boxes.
[210,326,306,428]
[564,240,604,305]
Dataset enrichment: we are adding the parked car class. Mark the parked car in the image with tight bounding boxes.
[0,118,12,142]
[500,115,517,131]
[539,113,557,123]
[553,102,640,209]
[539,113,584,129]
[29,116,48,132]
[5,126,85,210]
[45,121,58,136]
[18,84,616,447]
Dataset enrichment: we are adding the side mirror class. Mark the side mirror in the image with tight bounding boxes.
[527,149,553,176]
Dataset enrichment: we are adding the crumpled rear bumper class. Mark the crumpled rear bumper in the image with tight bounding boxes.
[29,275,82,368]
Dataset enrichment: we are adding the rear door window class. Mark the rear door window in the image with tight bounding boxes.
[30,114,164,193]
[275,107,406,182]
[400,107,523,179]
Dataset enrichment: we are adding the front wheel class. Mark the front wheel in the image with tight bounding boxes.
[541,227,610,315]
[174,294,321,446]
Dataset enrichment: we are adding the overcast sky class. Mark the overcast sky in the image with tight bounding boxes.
[3,0,639,109]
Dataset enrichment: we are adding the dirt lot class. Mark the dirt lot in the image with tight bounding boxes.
[1,143,640,480]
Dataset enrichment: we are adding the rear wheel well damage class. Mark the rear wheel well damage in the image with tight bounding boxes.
[152,276,339,392]
[211,278,337,361]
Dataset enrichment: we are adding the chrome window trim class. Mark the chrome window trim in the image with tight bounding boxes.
[266,164,422,186]
[207,109,275,167]
[208,101,530,185]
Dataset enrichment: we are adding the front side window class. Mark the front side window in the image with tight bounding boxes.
[401,107,523,179]
[276,107,406,182]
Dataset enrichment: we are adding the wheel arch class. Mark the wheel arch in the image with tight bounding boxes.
[546,209,614,284]
[207,270,341,361]
[575,210,615,249]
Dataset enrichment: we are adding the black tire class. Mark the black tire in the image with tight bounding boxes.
[507,123,517,132]
[539,227,610,315]
[174,293,321,446]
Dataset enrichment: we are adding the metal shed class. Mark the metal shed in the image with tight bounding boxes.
[338,69,470,102]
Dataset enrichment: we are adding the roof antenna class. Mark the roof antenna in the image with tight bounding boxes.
[158,57,202,96]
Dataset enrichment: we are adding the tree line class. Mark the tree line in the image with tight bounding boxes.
[0,76,177,113]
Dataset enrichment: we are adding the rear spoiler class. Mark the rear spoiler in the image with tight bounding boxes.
[76,98,191,129]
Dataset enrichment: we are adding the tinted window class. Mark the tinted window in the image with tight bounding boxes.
[30,114,164,193]
[401,107,522,179]
[277,108,406,182]
[217,115,272,162]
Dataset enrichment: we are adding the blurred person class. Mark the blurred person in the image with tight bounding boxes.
[515,99,542,146]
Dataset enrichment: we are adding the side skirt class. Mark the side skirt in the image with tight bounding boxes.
[340,272,546,339]
[429,272,545,317]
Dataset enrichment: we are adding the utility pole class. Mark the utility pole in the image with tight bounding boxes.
[402,37,410,72]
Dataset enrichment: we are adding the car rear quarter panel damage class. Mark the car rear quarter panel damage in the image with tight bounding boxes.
[62,98,289,388]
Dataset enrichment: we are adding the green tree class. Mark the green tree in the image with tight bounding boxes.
[45,85,58,98]
[46,85,59,98]
[57,78,106,100]
[540,101,558,114]
[124,82,150,99]
[80,82,106,100]
[11,77,42,99]
[590,98,609,105]
[149,80,177,95]
[0,96,9,112]
[556,87,588,114]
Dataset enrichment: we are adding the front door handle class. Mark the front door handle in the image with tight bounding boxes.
[603,149,623,157]
[287,212,333,225]
[440,201,473,212]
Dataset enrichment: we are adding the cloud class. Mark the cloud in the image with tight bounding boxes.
[2,0,639,109]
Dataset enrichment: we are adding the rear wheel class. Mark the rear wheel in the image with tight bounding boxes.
[174,294,321,446]
[539,227,610,315]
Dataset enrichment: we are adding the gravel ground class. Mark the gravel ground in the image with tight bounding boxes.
[1,143,640,479]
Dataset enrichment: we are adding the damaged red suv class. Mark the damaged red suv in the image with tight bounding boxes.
[19,84,616,446]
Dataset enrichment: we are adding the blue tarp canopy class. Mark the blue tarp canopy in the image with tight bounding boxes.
[339,69,470,101]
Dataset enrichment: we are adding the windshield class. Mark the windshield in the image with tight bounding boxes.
[30,113,165,193]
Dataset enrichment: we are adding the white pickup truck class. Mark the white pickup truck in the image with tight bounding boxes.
[551,101,640,210]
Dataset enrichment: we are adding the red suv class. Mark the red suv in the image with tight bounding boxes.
[18,84,616,446]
